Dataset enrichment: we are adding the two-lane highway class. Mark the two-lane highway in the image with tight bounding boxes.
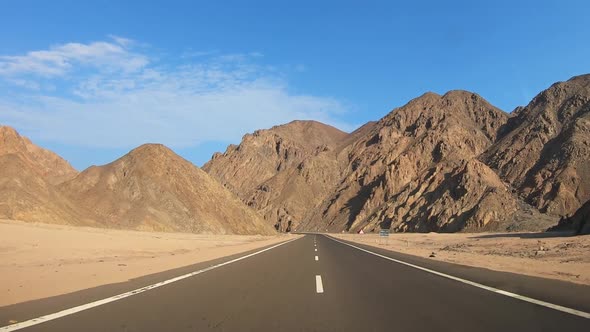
[1,234,589,331]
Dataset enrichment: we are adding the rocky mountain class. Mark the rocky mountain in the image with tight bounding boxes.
[4,74,588,235]
[0,126,78,184]
[204,120,347,193]
[207,75,590,234]
[0,153,95,225]
[60,144,275,235]
[203,120,349,231]
[483,74,590,216]
[301,91,519,232]
[0,126,92,225]
[548,199,590,235]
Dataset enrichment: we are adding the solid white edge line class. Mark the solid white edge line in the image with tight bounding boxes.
[315,275,324,293]
[326,235,590,320]
[0,237,301,332]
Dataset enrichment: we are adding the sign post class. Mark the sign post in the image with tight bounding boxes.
[378,229,389,245]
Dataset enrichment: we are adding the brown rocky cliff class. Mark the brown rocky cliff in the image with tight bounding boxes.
[354,159,520,233]
[483,74,590,216]
[0,125,78,184]
[203,120,347,193]
[203,120,349,230]
[549,199,590,235]
[301,91,511,232]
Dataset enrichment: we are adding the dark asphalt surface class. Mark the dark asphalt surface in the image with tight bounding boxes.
[1,234,589,331]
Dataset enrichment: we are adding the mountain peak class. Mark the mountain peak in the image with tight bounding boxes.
[0,125,19,137]
[261,120,349,147]
[127,143,174,158]
[566,73,590,84]
[483,73,590,216]
[0,125,26,148]
[441,89,481,100]
[0,125,77,184]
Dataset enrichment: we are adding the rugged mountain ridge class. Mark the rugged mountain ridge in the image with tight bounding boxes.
[203,120,349,231]
[204,120,347,193]
[301,91,519,232]
[483,74,590,216]
[206,75,590,233]
[3,74,588,234]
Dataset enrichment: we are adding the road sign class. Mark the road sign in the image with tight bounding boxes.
[379,229,389,237]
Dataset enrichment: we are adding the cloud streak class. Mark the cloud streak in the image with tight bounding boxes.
[0,37,148,77]
[0,37,351,149]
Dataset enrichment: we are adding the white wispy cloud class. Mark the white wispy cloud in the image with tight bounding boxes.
[0,36,147,77]
[0,37,352,149]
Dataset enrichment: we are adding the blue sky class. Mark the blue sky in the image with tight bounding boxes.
[1,0,589,170]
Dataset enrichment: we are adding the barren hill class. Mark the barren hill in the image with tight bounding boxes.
[483,74,590,216]
[203,120,349,231]
[4,74,588,235]
[0,126,274,235]
[0,126,77,184]
[204,120,347,194]
[205,88,574,233]
[0,126,91,225]
[60,144,275,235]
[301,91,518,232]
[0,153,95,225]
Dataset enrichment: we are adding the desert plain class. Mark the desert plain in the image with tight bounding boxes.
[333,232,590,286]
[0,219,292,306]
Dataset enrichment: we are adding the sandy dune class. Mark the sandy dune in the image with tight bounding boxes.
[0,220,294,307]
[331,232,590,285]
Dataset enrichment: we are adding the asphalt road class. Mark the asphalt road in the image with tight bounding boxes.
[1,234,589,331]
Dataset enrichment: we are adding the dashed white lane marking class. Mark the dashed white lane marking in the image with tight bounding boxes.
[0,238,300,332]
[315,255,319,261]
[315,275,324,293]
[327,235,590,320]
[315,248,317,252]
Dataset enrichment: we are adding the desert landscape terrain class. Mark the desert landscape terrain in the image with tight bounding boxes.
[0,219,292,307]
[206,75,590,235]
[331,232,590,285]
[2,3,590,330]
[0,74,589,331]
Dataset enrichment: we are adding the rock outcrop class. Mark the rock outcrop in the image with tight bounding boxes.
[483,74,590,216]
[0,126,77,184]
[0,126,86,225]
[548,199,590,235]
[203,120,349,231]
[0,153,94,225]
[300,91,513,232]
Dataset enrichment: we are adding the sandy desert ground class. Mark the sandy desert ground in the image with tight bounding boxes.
[2,220,588,308]
[332,232,590,285]
[0,220,294,307]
